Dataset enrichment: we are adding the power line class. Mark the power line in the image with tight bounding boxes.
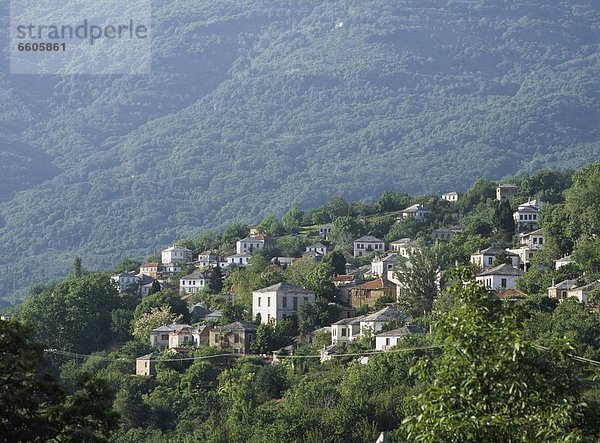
[45,344,600,367]
[45,345,440,363]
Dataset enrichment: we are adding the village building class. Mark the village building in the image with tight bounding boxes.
[332,274,361,305]
[353,235,385,258]
[371,253,399,278]
[235,235,266,254]
[359,306,409,335]
[476,264,523,290]
[149,324,206,351]
[555,255,573,270]
[270,257,296,267]
[136,353,159,376]
[441,191,459,203]
[547,279,580,302]
[305,242,329,255]
[139,263,163,279]
[350,278,397,308]
[179,271,211,294]
[398,204,429,221]
[375,325,425,351]
[388,238,412,252]
[161,245,194,263]
[252,282,315,324]
[226,253,252,267]
[330,316,364,345]
[496,184,519,201]
[209,321,257,354]
[470,247,520,270]
[111,272,140,293]
[567,280,600,304]
[431,227,459,241]
[197,251,221,268]
[319,223,333,240]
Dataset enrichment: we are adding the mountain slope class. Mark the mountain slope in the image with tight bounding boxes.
[0,0,598,304]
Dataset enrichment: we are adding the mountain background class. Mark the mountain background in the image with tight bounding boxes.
[0,0,598,306]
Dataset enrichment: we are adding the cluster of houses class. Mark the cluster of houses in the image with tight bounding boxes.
[133,183,595,375]
[136,281,425,375]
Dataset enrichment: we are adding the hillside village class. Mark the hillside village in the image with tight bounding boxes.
[5,164,600,442]
[100,169,600,375]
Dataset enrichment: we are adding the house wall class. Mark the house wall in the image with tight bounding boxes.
[476,274,519,290]
[253,289,315,324]
[375,335,400,351]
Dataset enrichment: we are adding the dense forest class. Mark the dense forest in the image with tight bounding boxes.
[0,0,598,304]
[3,163,600,442]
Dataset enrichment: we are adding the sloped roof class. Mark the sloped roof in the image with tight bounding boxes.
[151,324,192,333]
[332,315,365,326]
[401,203,429,213]
[478,263,523,277]
[376,325,425,337]
[516,206,538,213]
[181,271,210,280]
[389,238,412,245]
[551,279,579,289]
[354,278,396,290]
[164,245,192,252]
[373,253,399,263]
[362,306,407,323]
[476,247,518,257]
[220,321,258,332]
[254,282,314,294]
[307,242,327,249]
[354,235,384,243]
[333,275,355,282]
[521,228,544,237]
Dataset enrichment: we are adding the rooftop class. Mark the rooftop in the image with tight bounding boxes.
[354,235,384,243]
[254,282,314,294]
[478,263,524,277]
[363,306,408,323]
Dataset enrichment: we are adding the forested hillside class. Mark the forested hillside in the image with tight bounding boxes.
[0,0,598,304]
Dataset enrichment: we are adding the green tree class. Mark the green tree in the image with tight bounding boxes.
[282,207,304,233]
[401,273,586,442]
[565,162,600,240]
[16,274,122,353]
[394,242,445,316]
[208,266,224,294]
[377,191,411,212]
[322,250,347,275]
[133,289,190,324]
[69,256,84,279]
[0,320,119,442]
[131,306,184,341]
[257,215,284,237]
[493,199,515,241]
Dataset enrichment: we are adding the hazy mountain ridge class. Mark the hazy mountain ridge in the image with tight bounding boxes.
[0,0,598,304]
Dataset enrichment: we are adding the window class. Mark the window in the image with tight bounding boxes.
[293,297,298,310]
[161,334,169,341]
[304,297,309,303]
[341,328,347,337]
[267,297,271,307]
[184,336,189,342]
[501,278,507,288]
[386,338,390,346]
[282,296,287,307]
[234,334,239,343]
[258,297,261,307]
[488,257,493,265]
